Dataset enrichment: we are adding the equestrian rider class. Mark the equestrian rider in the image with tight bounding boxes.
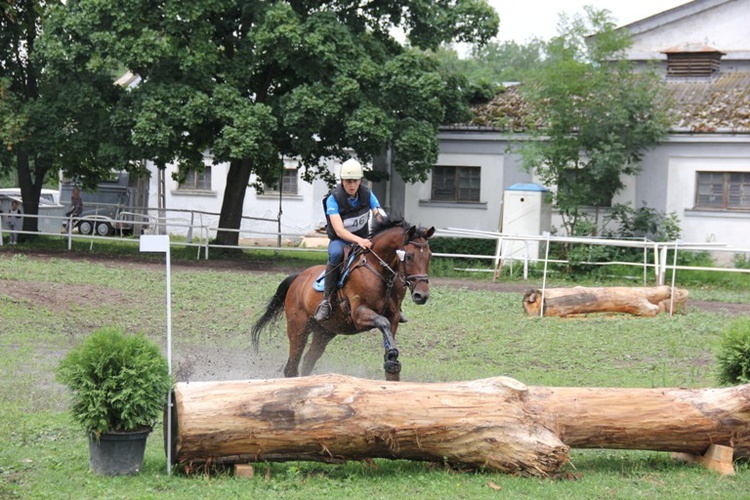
[314,158,385,321]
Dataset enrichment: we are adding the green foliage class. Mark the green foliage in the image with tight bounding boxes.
[46,0,499,245]
[429,236,496,257]
[716,318,750,385]
[518,8,670,239]
[603,203,681,242]
[433,39,546,90]
[55,327,172,436]
[733,253,750,269]
[1,1,138,231]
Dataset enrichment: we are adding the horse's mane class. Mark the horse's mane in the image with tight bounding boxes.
[369,213,410,239]
[369,213,434,242]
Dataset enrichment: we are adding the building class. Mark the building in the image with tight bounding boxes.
[381,0,750,258]
[149,0,750,258]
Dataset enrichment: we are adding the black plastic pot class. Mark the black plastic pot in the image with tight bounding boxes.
[87,428,151,476]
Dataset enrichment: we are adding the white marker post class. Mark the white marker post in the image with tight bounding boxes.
[139,235,173,475]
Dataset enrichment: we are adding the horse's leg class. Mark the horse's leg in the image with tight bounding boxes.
[373,315,401,381]
[283,319,311,378]
[300,328,335,376]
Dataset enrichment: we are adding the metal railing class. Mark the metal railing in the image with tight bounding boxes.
[3,211,750,290]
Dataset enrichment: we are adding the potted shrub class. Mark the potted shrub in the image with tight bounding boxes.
[56,326,173,475]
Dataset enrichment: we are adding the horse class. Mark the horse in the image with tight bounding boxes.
[251,216,435,381]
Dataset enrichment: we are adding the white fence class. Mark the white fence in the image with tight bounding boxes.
[437,227,750,286]
[2,209,749,287]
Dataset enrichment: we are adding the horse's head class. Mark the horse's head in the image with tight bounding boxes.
[399,225,435,304]
[370,216,435,305]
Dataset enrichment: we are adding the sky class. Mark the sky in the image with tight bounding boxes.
[488,0,692,43]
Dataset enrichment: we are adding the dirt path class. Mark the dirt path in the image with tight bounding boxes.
[3,249,749,316]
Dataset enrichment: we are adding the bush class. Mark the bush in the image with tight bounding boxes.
[56,327,173,436]
[429,237,496,257]
[715,318,750,385]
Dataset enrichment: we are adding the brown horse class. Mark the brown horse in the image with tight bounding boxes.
[251,216,434,381]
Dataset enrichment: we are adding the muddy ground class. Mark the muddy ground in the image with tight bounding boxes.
[5,248,750,317]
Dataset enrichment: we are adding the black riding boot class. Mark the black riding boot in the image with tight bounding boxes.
[314,263,339,321]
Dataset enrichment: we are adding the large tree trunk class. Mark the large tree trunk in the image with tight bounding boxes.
[215,158,252,246]
[170,375,569,476]
[169,375,750,476]
[523,286,689,317]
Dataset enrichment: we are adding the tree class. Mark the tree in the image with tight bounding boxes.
[51,0,499,246]
[518,7,669,240]
[0,1,135,237]
[431,39,545,106]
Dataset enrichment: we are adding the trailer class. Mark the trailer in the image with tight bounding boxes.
[60,172,149,236]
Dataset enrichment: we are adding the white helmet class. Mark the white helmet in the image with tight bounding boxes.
[340,159,364,180]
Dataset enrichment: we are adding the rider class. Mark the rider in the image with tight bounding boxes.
[314,158,385,322]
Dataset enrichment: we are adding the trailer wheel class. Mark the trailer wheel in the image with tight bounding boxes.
[78,219,94,236]
[96,221,113,236]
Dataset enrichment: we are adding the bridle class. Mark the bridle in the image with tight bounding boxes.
[356,232,430,294]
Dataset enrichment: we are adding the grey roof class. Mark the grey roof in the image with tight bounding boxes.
[666,72,750,131]
[451,72,750,133]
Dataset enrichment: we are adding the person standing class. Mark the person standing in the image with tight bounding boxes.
[66,187,83,218]
[6,200,22,245]
[314,159,385,321]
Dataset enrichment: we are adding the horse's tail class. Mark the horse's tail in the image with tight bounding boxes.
[251,273,299,353]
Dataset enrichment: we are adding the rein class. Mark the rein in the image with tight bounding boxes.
[357,236,429,293]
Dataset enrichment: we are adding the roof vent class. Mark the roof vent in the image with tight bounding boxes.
[662,44,725,77]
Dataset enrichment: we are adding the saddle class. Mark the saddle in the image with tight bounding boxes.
[313,246,360,292]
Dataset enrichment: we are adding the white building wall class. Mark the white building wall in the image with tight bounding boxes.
[146,157,333,242]
[667,154,750,249]
[404,152,505,232]
[626,0,750,61]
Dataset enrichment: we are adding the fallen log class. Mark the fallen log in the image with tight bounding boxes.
[170,375,569,476]
[169,375,750,476]
[523,285,689,317]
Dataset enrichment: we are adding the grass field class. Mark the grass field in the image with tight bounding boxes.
[1,248,749,499]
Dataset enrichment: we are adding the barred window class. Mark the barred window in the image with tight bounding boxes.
[178,167,211,191]
[431,166,480,202]
[264,168,298,195]
[695,171,750,210]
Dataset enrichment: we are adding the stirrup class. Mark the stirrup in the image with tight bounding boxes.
[314,299,332,321]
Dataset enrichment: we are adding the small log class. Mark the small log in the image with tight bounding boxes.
[170,375,750,475]
[523,286,688,317]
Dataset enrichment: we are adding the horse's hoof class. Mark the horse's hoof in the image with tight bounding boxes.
[384,359,401,374]
[385,371,400,382]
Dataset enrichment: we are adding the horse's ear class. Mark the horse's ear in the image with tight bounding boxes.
[424,227,435,239]
[405,226,417,243]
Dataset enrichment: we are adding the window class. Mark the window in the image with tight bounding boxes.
[178,167,211,191]
[431,166,480,202]
[264,168,298,195]
[695,171,750,210]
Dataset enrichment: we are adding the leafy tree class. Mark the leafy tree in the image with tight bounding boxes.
[431,39,545,104]
[518,7,670,241]
[49,0,499,246]
[0,1,135,236]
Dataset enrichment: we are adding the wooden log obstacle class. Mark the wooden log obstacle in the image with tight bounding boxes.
[168,374,749,476]
[523,285,689,317]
